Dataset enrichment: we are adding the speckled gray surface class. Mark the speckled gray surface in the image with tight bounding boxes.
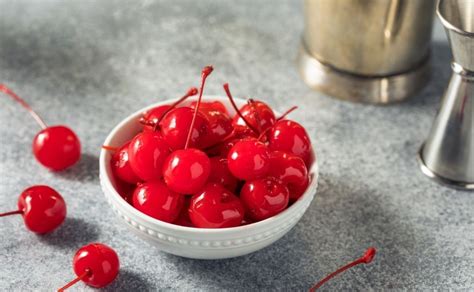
[0,0,473,291]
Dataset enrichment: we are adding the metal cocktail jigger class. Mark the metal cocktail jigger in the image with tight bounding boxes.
[418,0,474,190]
[297,0,436,104]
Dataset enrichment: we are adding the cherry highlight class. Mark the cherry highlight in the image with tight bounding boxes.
[309,247,377,291]
[58,269,91,292]
[184,66,213,149]
[0,84,48,130]
[222,83,259,135]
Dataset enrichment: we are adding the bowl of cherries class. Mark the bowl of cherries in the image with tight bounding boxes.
[100,67,318,259]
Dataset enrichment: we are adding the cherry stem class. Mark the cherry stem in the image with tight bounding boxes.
[102,145,119,152]
[309,247,377,291]
[0,210,23,217]
[58,269,91,292]
[257,127,271,142]
[153,87,199,131]
[248,99,263,133]
[277,106,298,121]
[184,66,213,149]
[0,84,48,130]
[222,83,260,135]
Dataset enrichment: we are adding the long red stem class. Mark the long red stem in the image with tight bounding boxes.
[222,83,259,135]
[277,106,298,121]
[0,210,23,217]
[309,247,376,291]
[184,66,213,149]
[0,84,48,130]
[248,99,263,133]
[101,145,119,152]
[58,269,91,292]
[155,87,198,128]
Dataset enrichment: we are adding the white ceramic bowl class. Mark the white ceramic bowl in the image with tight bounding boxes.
[100,96,319,259]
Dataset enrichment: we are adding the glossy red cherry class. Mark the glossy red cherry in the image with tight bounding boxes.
[268,151,309,200]
[59,243,120,291]
[233,99,276,133]
[191,100,229,115]
[205,126,258,157]
[208,157,239,192]
[133,181,183,222]
[141,87,198,133]
[240,177,289,221]
[227,139,270,180]
[128,131,170,181]
[174,197,194,227]
[163,149,211,194]
[1,185,66,234]
[109,142,140,184]
[189,183,244,228]
[114,179,135,204]
[141,105,171,132]
[33,126,81,171]
[1,84,81,171]
[223,83,260,136]
[196,105,233,147]
[268,119,313,167]
[160,107,210,150]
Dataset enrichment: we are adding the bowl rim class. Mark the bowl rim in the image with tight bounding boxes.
[100,95,319,234]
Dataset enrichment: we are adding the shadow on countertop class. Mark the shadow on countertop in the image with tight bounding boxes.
[38,217,100,249]
[53,153,99,183]
[152,171,424,290]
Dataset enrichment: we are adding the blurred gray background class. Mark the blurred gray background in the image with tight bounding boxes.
[0,0,473,290]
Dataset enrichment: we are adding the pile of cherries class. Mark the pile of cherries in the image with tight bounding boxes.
[1,69,374,291]
[107,66,315,228]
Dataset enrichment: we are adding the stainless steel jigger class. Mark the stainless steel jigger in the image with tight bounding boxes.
[297,0,436,104]
[418,0,474,190]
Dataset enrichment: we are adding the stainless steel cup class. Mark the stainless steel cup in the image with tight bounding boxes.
[417,0,474,190]
[297,0,436,103]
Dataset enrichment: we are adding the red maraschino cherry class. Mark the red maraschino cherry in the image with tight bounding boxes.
[233,98,276,133]
[0,85,81,171]
[141,105,171,132]
[1,185,66,234]
[267,151,309,201]
[174,197,194,227]
[104,143,140,184]
[190,101,233,147]
[132,181,184,223]
[189,183,244,228]
[310,247,377,291]
[141,87,198,132]
[268,119,313,167]
[223,83,260,136]
[59,243,120,291]
[227,138,270,181]
[163,66,213,194]
[240,177,289,221]
[208,157,239,192]
[160,106,210,150]
[162,148,211,194]
[191,100,229,115]
[128,131,170,181]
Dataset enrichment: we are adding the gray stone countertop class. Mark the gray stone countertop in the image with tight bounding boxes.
[0,0,472,291]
